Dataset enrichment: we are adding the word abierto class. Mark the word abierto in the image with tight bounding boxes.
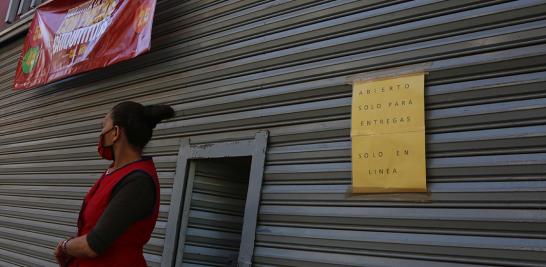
[357,83,411,95]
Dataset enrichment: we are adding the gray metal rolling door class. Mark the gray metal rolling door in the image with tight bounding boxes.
[182,159,250,266]
[0,0,545,266]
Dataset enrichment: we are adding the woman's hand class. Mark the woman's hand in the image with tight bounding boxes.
[54,240,73,267]
[61,235,98,258]
[54,240,64,265]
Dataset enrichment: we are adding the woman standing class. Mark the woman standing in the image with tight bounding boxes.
[54,101,174,267]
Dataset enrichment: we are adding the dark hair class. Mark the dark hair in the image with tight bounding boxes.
[110,101,174,150]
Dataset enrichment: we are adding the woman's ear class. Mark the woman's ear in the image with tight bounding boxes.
[112,125,121,143]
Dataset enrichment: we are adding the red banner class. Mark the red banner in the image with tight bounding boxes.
[13,0,156,90]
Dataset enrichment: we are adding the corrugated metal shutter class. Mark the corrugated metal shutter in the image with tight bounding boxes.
[0,0,545,266]
[181,159,250,266]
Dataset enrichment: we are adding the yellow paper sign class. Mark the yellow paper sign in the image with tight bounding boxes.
[352,132,426,193]
[351,73,427,193]
[351,74,425,136]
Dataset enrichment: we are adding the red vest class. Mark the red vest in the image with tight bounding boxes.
[70,158,160,267]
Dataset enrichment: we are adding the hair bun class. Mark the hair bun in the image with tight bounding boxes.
[143,104,175,128]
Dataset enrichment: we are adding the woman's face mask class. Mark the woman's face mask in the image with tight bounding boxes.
[98,126,117,161]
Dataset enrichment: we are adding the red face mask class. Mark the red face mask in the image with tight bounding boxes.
[98,127,116,161]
